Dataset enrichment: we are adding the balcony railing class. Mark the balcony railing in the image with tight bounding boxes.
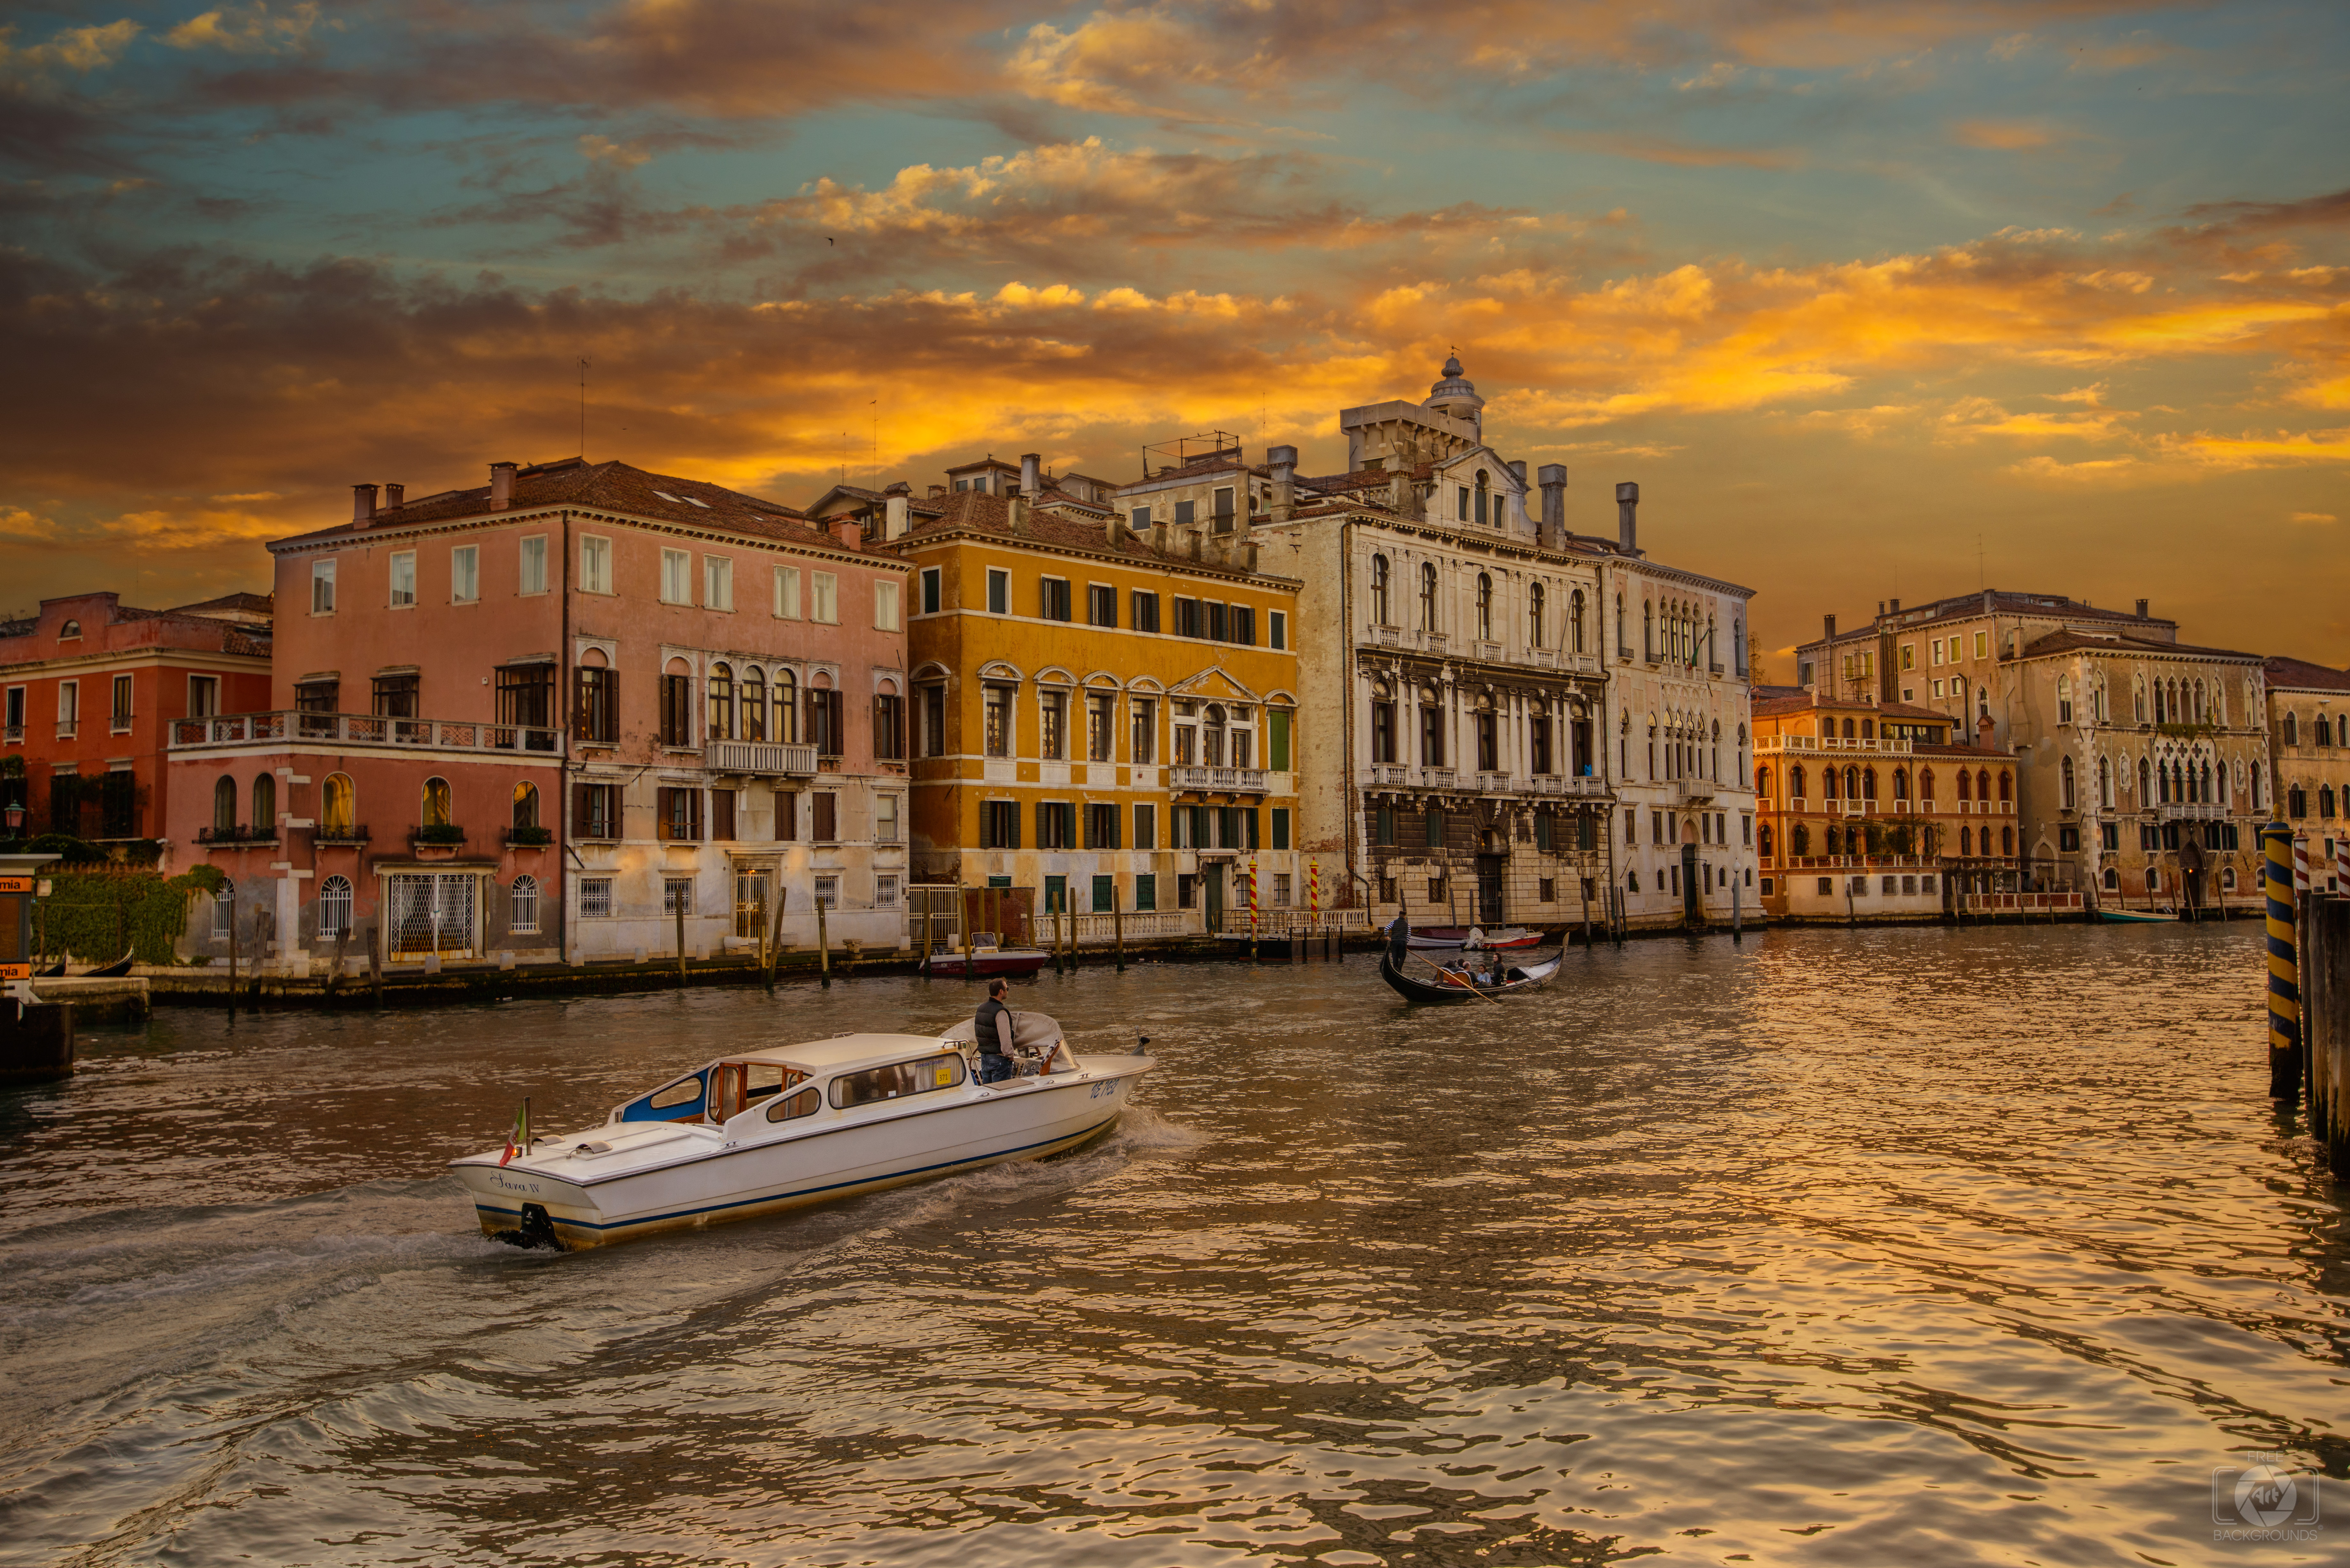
[2158,802,2227,821]
[705,740,818,776]
[170,711,562,755]
[1359,764,1408,787]
[1170,765,1270,792]
[1419,766,1456,789]
[313,824,373,845]
[1756,735,1916,754]
[1372,625,1401,646]
[1527,775,1609,797]
[1675,779,1715,802]
[194,824,279,846]
[1475,771,1511,793]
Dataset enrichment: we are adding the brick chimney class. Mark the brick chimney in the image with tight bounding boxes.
[831,519,860,549]
[1019,453,1040,497]
[1615,481,1640,554]
[489,461,517,511]
[2135,598,2149,619]
[383,483,404,510]
[1267,444,1297,523]
[351,484,377,525]
[1537,464,1567,549]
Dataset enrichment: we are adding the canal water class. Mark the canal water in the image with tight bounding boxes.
[1,925,2342,1566]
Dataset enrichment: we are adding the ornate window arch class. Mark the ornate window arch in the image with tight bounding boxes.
[321,773,355,835]
[319,874,353,938]
[1370,554,1390,624]
[252,773,276,836]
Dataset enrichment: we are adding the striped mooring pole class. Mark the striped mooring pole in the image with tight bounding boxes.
[2263,822,2301,1102]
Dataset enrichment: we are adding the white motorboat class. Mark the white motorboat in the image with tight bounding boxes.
[450,1012,1151,1250]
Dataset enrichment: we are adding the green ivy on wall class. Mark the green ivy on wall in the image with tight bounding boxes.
[36,864,228,964]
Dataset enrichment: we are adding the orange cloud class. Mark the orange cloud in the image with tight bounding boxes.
[1953,119,2061,150]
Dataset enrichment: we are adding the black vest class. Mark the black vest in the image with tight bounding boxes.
[974,997,1012,1058]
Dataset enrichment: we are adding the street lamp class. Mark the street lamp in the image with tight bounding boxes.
[3,800,22,835]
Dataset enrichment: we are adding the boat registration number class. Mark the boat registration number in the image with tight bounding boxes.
[1088,1078,1121,1100]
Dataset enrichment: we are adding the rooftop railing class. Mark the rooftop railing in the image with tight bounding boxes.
[171,711,562,755]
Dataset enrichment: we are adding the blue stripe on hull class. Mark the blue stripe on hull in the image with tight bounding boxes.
[471,1115,1119,1244]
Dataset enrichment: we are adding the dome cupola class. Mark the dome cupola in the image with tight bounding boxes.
[1425,351,1485,429]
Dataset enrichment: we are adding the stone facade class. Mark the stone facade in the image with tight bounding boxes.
[2266,656,2350,895]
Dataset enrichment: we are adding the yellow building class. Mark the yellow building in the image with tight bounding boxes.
[851,458,1304,935]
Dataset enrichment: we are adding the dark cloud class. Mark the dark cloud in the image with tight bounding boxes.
[2181,185,2350,233]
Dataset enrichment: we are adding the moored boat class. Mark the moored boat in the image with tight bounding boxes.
[1378,948,1561,1004]
[923,939,1050,977]
[450,1013,1150,1250]
[2098,907,2179,924]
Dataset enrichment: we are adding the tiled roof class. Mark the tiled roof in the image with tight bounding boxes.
[892,491,1284,579]
[1298,464,1432,492]
[2263,655,2350,692]
[272,459,825,552]
[2017,628,2261,662]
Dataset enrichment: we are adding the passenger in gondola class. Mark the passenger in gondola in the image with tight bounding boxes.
[973,978,1019,1083]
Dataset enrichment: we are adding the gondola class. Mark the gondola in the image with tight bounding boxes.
[80,951,135,977]
[1378,947,1561,1004]
[2097,908,2178,924]
[32,960,65,978]
[1405,924,1542,951]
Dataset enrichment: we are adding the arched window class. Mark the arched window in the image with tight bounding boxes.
[2137,757,2149,801]
[1476,573,1493,640]
[1757,765,1772,797]
[774,668,799,743]
[707,661,734,741]
[2057,674,2073,724]
[2001,825,2014,856]
[1976,769,1991,801]
[322,773,355,835]
[1615,593,1626,652]
[422,776,452,828]
[1643,601,1654,660]
[1842,718,1856,740]
[1957,769,1971,801]
[1475,469,1491,526]
[511,874,540,934]
[1791,823,1810,856]
[1846,765,1860,799]
[1370,555,1391,624]
[1998,771,2012,803]
[1758,824,1774,858]
[2098,756,2111,808]
[1822,765,1839,800]
[2284,712,2299,746]
[252,773,276,836]
[1960,825,1973,856]
[318,874,352,938]
[2324,784,2339,818]
[1419,562,1439,631]
[1570,589,1585,652]
[1861,719,1874,740]
[2061,756,2075,808]
[513,780,539,831]
[1892,768,1908,800]
[213,775,237,834]
[742,667,767,743]
[1202,704,1227,767]
[1952,676,1968,712]
[2104,866,2118,890]
[1528,582,1545,648]
[1790,764,1806,799]
[1920,768,1936,802]
[1860,766,1876,800]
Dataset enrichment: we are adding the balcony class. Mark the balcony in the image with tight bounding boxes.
[1171,765,1270,793]
[1755,735,1914,755]
[313,823,373,845]
[1372,625,1401,647]
[1675,779,1715,803]
[1359,764,1408,787]
[1418,766,1457,789]
[1421,632,1448,655]
[194,824,279,847]
[1526,775,1609,798]
[1473,640,1504,663]
[2158,801,2227,821]
[705,740,818,776]
[170,711,562,755]
[1475,771,1511,793]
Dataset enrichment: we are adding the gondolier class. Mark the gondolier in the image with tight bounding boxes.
[973,978,1018,1083]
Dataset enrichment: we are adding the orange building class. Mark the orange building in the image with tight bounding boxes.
[1750,687,2017,921]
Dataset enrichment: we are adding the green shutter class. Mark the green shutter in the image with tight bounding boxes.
[1269,711,1291,771]
[1272,808,1291,850]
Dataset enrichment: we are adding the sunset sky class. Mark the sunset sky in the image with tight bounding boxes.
[4,0,2346,664]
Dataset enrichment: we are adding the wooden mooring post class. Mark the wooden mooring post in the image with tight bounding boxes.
[2299,884,2348,1175]
[2264,824,2301,1103]
[817,895,831,989]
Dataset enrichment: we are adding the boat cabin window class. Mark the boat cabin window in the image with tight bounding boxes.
[745,1063,801,1102]
[616,1072,709,1122]
[830,1053,966,1110]
[710,1061,808,1123]
[765,1085,821,1123]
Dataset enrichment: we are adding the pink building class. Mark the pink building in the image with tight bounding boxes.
[164,458,912,973]
[1,593,272,848]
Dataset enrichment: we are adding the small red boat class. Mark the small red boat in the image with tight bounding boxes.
[1405,925,1541,951]
[924,943,1051,978]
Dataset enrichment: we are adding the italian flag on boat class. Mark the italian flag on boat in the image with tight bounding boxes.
[498,1101,529,1167]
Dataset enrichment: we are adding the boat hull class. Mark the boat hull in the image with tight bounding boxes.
[452,1057,1143,1250]
[2098,909,2179,923]
[1377,950,1561,1004]
[923,948,1051,977]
